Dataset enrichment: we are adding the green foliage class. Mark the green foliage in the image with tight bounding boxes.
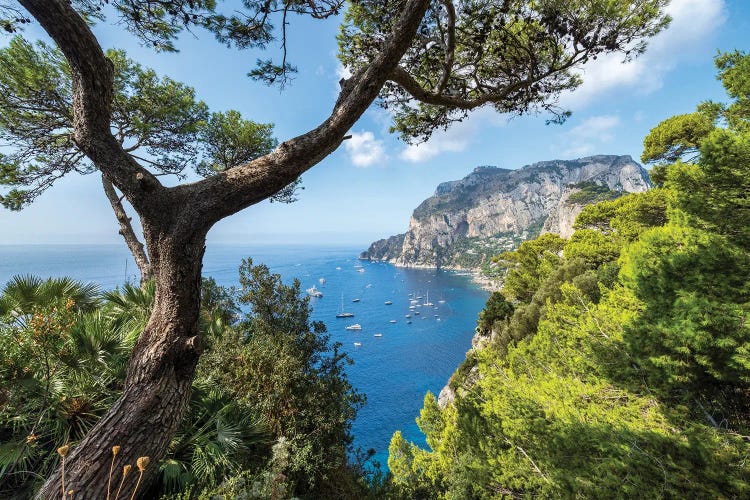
[339,0,669,142]
[476,292,514,335]
[573,188,669,242]
[438,233,524,270]
[620,224,750,392]
[494,233,565,303]
[0,37,280,210]
[641,112,716,166]
[565,181,620,205]
[563,229,620,268]
[641,50,750,170]
[196,259,368,498]
[196,110,276,176]
[0,262,369,498]
[0,277,126,497]
[388,55,750,495]
[668,129,750,248]
[715,50,750,133]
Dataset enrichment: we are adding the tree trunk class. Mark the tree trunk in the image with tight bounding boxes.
[35,229,206,499]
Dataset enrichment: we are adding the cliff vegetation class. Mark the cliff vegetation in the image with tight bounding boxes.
[386,51,750,499]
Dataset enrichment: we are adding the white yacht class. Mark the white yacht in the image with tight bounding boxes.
[346,324,362,331]
[306,285,323,298]
[336,293,354,318]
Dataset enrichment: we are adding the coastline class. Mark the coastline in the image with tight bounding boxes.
[365,258,502,293]
[468,270,502,292]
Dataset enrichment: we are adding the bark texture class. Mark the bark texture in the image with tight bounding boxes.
[20,0,431,497]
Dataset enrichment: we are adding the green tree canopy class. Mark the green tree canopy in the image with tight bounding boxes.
[340,0,670,142]
[0,37,280,210]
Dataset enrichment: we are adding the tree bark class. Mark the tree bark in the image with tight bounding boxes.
[101,174,153,286]
[19,0,431,497]
[35,226,206,499]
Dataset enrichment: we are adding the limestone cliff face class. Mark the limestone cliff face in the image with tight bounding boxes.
[361,155,650,268]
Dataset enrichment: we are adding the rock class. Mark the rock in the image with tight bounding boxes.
[359,233,405,261]
[363,155,650,269]
[437,384,456,408]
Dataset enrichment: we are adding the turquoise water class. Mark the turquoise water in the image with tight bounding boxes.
[0,244,489,468]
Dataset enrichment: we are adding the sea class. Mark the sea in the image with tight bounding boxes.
[0,244,489,469]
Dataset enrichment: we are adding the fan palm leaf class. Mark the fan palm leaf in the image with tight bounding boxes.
[0,275,100,326]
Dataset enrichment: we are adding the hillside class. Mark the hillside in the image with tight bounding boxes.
[361,155,650,270]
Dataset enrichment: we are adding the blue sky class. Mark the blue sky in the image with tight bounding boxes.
[1,0,749,247]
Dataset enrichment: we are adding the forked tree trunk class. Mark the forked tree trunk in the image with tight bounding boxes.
[35,229,207,499]
[17,0,432,496]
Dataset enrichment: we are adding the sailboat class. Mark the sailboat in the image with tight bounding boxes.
[336,292,354,318]
[423,291,434,307]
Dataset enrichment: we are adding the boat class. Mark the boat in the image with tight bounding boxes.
[416,295,423,300]
[346,324,362,330]
[438,293,446,304]
[366,283,373,288]
[374,333,383,337]
[306,285,323,298]
[357,268,365,273]
[384,300,393,305]
[353,342,362,346]
[414,311,420,315]
[335,266,342,270]
[352,298,361,303]
[389,320,397,324]
[336,293,355,318]
[319,277,326,284]
[405,314,411,318]
[409,305,416,310]
[406,320,412,324]
[423,291,434,307]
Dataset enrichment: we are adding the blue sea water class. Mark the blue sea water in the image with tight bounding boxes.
[0,244,489,469]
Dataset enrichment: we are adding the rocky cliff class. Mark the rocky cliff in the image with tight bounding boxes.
[361,155,650,269]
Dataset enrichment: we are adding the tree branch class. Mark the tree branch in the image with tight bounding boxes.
[100,174,153,285]
[19,0,166,216]
[436,0,456,94]
[174,0,432,227]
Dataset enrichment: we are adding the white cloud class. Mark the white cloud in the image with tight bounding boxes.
[335,63,352,80]
[345,131,387,167]
[400,128,470,163]
[557,115,621,158]
[561,0,726,108]
[399,107,506,163]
